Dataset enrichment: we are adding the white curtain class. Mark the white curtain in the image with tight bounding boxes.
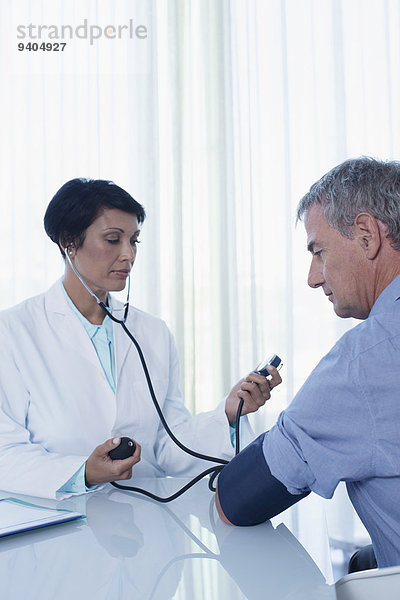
[1,0,399,581]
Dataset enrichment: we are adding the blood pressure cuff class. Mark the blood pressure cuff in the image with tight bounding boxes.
[217,433,310,526]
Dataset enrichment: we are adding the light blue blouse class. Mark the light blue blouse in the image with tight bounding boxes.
[58,286,116,494]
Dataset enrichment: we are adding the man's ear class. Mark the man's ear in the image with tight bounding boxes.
[353,212,382,260]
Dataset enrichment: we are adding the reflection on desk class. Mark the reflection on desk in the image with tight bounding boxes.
[0,478,335,599]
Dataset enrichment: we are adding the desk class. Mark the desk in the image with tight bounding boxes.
[0,478,336,599]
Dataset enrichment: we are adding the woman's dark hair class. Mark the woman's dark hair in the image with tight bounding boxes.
[44,178,146,255]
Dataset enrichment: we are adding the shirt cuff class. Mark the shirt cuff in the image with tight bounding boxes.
[57,462,99,494]
[229,423,236,447]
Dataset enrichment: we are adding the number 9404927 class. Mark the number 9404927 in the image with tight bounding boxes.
[18,42,66,51]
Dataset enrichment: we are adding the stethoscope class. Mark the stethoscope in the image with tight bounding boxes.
[65,247,242,502]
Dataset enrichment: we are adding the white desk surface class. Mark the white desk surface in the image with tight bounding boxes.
[0,478,337,599]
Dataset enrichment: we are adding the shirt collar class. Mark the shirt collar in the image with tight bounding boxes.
[61,284,113,341]
[370,273,400,318]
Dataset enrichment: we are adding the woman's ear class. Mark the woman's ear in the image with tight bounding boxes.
[59,236,75,257]
[353,212,382,260]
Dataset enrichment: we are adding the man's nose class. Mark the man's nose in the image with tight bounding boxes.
[307,257,324,289]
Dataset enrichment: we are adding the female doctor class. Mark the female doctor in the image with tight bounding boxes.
[0,178,281,500]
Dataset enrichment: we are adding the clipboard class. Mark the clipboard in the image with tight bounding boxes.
[0,497,85,537]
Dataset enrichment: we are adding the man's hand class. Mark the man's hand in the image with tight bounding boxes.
[224,366,282,424]
[85,437,141,486]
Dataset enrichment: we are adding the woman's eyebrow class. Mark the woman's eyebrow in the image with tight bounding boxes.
[103,227,141,237]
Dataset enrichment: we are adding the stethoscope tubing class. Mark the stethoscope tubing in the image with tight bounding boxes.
[64,249,244,501]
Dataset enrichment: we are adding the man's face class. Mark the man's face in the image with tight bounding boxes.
[305,204,370,319]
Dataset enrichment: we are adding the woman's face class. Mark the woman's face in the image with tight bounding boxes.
[69,208,141,296]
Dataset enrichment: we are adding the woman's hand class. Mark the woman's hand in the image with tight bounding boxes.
[85,437,141,486]
[224,366,282,424]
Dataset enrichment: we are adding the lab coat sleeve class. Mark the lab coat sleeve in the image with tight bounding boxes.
[153,330,254,476]
[0,324,91,499]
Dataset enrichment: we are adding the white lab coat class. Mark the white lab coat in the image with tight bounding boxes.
[0,281,253,499]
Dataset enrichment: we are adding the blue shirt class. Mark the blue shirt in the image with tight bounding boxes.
[263,274,400,568]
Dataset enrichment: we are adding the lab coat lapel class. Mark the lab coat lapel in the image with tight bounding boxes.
[43,280,107,374]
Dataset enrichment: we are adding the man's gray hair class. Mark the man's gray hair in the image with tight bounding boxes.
[296,157,400,250]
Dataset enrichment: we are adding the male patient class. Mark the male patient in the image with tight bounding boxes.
[216,157,400,570]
